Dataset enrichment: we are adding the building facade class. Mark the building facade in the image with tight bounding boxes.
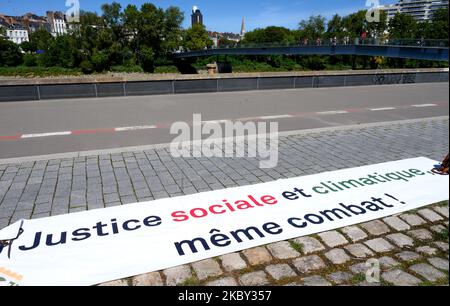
[46,11,68,36]
[381,0,449,22]
[0,15,29,44]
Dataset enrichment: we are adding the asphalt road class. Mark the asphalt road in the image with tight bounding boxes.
[0,83,448,159]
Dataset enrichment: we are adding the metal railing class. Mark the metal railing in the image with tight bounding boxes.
[178,38,449,52]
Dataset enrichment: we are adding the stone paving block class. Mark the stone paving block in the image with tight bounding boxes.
[344,243,374,258]
[242,247,272,266]
[386,233,415,248]
[267,241,300,259]
[349,262,369,275]
[192,259,223,281]
[364,238,395,253]
[433,242,449,252]
[410,263,446,282]
[163,265,193,286]
[302,276,331,286]
[324,249,351,265]
[417,208,444,223]
[379,256,400,269]
[399,214,427,227]
[427,258,449,271]
[341,226,367,242]
[408,229,433,241]
[360,220,390,236]
[292,237,325,254]
[317,231,348,248]
[265,264,297,281]
[396,251,421,262]
[132,272,163,286]
[327,271,352,285]
[430,224,447,233]
[206,277,238,286]
[31,212,50,219]
[382,269,421,286]
[220,253,247,272]
[292,255,326,274]
[98,280,128,286]
[239,271,269,286]
[10,210,32,223]
[383,216,411,231]
[433,206,449,218]
[416,246,438,256]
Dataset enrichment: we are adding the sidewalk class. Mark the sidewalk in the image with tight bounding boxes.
[0,117,449,286]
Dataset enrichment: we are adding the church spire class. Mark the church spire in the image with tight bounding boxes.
[240,17,246,38]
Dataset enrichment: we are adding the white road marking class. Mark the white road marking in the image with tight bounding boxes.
[21,131,72,139]
[317,110,349,115]
[115,125,157,132]
[411,104,438,108]
[370,107,397,111]
[259,115,293,120]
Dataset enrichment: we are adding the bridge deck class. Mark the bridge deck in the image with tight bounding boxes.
[174,44,449,61]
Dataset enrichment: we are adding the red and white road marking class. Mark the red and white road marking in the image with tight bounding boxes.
[0,103,446,141]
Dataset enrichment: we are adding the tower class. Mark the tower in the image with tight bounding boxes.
[191,6,203,27]
[240,17,246,38]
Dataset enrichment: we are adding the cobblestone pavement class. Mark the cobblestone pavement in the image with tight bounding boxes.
[0,117,448,286]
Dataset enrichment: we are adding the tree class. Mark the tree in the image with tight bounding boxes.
[326,14,344,39]
[341,10,367,39]
[28,28,54,52]
[101,2,123,41]
[0,39,23,66]
[428,8,449,39]
[183,24,213,51]
[367,10,388,39]
[298,15,326,40]
[389,13,418,39]
[80,11,103,26]
[162,6,184,52]
[243,26,294,45]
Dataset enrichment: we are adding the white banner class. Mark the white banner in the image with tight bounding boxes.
[0,157,448,286]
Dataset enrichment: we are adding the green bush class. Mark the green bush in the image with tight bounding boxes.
[23,54,38,67]
[80,60,94,74]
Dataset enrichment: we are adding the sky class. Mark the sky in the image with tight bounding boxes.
[0,0,398,32]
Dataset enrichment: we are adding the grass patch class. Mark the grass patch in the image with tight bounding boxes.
[179,278,200,286]
[350,273,367,284]
[436,201,449,207]
[433,228,449,241]
[420,277,449,286]
[289,241,304,253]
[0,66,81,77]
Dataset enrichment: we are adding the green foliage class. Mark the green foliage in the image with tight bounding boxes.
[1,3,448,76]
[23,53,38,67]
[80,60,94,74]
[29,29,53,52]
[110,65,143,73]
[183,24,213,51]
[389,13,418,39]
[243,26,295,44]
[299,15,326,40]
[0,39,23,66]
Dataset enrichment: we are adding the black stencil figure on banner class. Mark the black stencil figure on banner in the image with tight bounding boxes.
[0,220,25,259]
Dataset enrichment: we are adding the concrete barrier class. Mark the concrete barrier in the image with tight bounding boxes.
[0,70,448,102]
